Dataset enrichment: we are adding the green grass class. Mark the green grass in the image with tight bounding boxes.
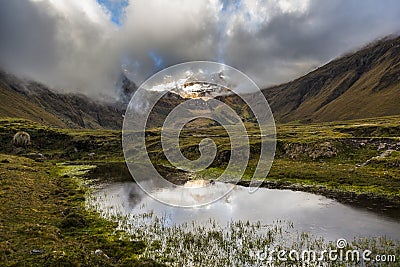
[0,154,162,266]
[0,116,400,265]
[1,116,399,201]
[146,115,400,202]
[0,118,123,162]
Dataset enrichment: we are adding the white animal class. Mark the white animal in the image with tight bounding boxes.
[12,131,31,148]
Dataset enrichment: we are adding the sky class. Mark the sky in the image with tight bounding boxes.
[0,0,399,100]
[97,0,128,26]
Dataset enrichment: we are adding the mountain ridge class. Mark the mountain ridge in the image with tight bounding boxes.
[0,35,399,128]
[0,70,134,129]
[262,35,400,122]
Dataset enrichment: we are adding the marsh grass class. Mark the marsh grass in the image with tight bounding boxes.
[87,192,400,266]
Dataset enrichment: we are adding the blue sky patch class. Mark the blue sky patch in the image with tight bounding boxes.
[97,0,129,26]
[148,51,164,69]
[221,0,241,13]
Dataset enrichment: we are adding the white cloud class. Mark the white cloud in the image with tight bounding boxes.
[0,0,399,99]
[0,0,120,99]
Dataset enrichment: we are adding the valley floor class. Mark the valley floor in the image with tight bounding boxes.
[0,116,400,265]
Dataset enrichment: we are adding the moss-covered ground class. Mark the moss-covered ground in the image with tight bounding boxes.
[0,153,162,266]
[0,115,399,265]
[146,116,400,207]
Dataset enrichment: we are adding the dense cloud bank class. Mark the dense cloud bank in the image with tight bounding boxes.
[0,0,399,99]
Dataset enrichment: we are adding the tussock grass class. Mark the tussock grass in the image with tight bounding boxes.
[0,154,162,266]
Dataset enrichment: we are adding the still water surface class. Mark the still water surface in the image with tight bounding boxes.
[88,181,400,240]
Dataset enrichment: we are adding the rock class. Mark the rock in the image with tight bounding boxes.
[30,249,44,255]
[25,153,45,160]
[361,149,394,166]
[362,160,371,167]
[94,249,109,258]
[377,143,387,151]
[380,149,394,158]
[284,141,338,160]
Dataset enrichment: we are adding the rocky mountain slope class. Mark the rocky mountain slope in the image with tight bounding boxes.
[0,36,399,128]
[262,35,400,123]
[142,35,400,126]
[0,71,135,129]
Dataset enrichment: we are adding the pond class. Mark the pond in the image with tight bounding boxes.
[88,180,400,241]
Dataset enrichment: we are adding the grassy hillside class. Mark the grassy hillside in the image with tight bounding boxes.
[0,80,67,128]
[2,36,400,130]
[0,70,127,129]
[143,36,400,127]
[261,36,400,123]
